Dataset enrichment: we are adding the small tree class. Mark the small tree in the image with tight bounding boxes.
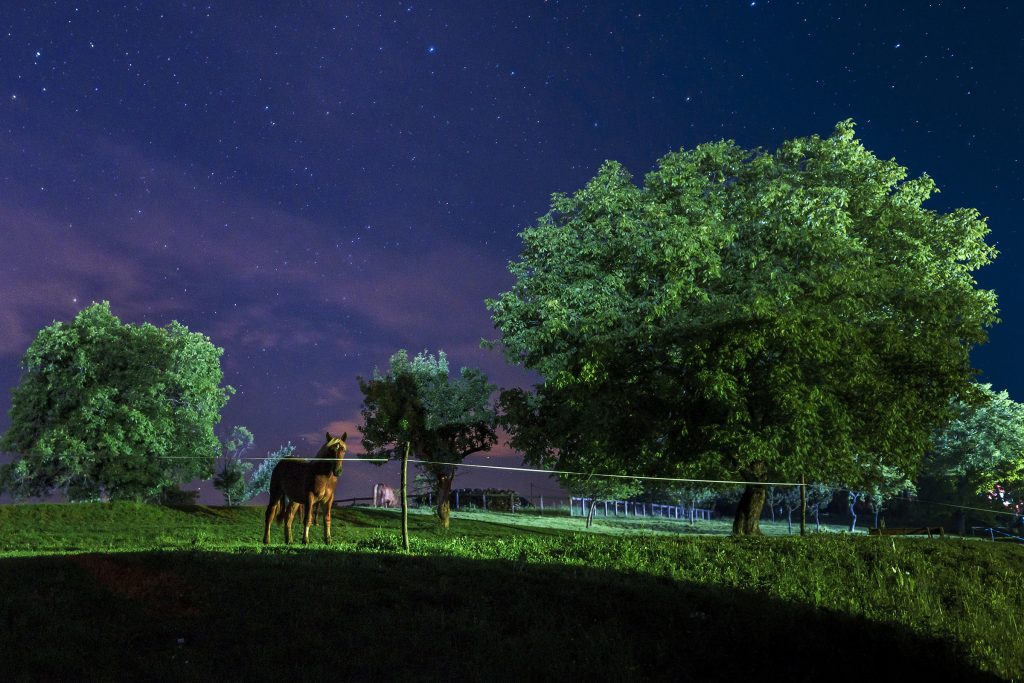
[0,302,233,502]
[673,485,717,522]
[359,350,498,529]
[765,486,786,523]
[563,474,642,528]
[243,442,296,502]
[847,466,912,532]
[805,483,834,531]
[865,470,915,529]
[780,487,803,534]
[213,426,254,506]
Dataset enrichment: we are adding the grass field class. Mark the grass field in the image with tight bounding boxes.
[0,503,1021,681]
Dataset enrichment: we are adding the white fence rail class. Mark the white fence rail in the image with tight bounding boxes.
[569,497,713,521]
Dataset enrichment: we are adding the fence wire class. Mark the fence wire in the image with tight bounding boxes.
[151,454,1021,519]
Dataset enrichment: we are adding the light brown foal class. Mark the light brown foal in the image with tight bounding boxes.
[263,432,347,545]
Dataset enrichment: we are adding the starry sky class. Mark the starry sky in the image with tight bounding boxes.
[1,2,1021,504]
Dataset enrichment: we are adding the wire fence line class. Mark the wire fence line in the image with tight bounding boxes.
[166,453,809,486]
[150,455,1022,519]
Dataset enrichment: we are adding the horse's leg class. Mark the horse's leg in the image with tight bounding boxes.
[285,502,300,544]
[323,493,334,544]
[303,495,315,544]
[263,499,279,545]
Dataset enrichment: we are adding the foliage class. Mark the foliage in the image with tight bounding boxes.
[0,302,233,502]
[863,466,916,527]
[243,442,296,502]
[212,426,254,506]
[560,474,642,502]
[921,384,1024,516]
[642,481,718,512]
[358,349,498,526]
[488,120,998,532]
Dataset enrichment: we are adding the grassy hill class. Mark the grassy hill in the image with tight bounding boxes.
[0,503,1020,681]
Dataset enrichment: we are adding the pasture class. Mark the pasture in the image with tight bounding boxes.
[0,503,1021,681]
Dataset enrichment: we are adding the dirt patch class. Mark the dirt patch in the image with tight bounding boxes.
[72,554,197,617]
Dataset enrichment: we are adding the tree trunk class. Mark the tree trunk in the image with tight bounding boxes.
[814,505,820,531]
[955,509,966,536]
[436,471,454,529]
[732,484,766,535]
[786,507,793,534]
[849,492,859,533]
[586,498,597,528]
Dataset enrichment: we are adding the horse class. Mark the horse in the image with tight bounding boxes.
[263,432,347,545]
[373,482,397,508]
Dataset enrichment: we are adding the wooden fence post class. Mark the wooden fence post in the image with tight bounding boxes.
[800,476,806,536]
[401,441,410,553]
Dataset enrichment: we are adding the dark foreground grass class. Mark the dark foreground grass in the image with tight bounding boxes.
[0,503,1021,681]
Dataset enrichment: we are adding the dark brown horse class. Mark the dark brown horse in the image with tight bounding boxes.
[263,432,347,545]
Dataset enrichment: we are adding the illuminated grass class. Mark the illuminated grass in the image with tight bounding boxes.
[0,503,1020,680]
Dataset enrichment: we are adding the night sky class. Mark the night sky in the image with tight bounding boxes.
[1,2,1021,504]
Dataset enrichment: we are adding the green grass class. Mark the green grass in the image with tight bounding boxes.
[0,503,1021,681]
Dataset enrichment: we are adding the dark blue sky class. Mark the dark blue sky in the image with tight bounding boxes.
[1,2,1021,502]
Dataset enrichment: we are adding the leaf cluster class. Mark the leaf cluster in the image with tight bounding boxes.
[243,441,296,501]
[0,302,233,501]
[358,350,498,478]
[921,383,1024,505]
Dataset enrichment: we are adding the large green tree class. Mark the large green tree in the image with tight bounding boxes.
[0,302,233,501]
[920,384,1024,533]
[488,120,998,534]
[358,350,498,528]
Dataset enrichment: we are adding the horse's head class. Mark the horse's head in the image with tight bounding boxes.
[317,432,348,476]
[319,431,348,460]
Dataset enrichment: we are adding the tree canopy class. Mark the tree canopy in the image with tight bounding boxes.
[488,120,998,534]
[0,302,233,501]
[358,350,497,527]
[920,383,1024,530]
